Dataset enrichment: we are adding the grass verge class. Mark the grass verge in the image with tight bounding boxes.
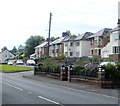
[0,65,32,73]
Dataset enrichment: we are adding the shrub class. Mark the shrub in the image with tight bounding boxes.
[104,63,120,82]
[72,65,98,78]
[59,53,66,59]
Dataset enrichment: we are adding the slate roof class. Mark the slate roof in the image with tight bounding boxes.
[110,27,120,32]
[35,42,48,48]
[88,28,112,38]
[74,32,93,41]
[50,36,66,45]
[62,36,77,42]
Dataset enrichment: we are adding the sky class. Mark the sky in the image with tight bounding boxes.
[0,0,119,51]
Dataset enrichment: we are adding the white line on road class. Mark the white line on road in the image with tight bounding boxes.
[2,82,23,91]
[38,95,60,105]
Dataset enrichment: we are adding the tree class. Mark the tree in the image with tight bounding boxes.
[1,46,7,52]
[10,46,17,55]
[50,36,59,41]
[25,35,45,57]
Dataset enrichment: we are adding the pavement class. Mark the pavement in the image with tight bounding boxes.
[23,72,119,98]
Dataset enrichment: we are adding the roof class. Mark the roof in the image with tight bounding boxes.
[0,49,14,56]
[110,27,120,32]
[74,32,93,41]
[50,37,65,45]
[88,28,112,38]
[50,36,70,45]
[62,36,77,42]
[35,42,48,48]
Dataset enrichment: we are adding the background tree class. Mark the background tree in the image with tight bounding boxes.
[1,46,8,52]
[25,35,45,57]
[50,36,59,41]
[10,46,17,55]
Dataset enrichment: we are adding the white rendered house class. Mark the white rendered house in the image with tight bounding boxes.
[63,32,93,57]
[101,19,120,62]
[0,50,14,63]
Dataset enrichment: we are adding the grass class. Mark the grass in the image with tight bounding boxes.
[0,65,32,72]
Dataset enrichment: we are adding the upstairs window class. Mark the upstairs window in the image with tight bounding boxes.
[113,46,120,54]
[65,42,68,46]
[70,42,73,46]
[76,42,80,46]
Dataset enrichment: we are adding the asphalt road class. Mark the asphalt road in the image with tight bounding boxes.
[1,71,119,105]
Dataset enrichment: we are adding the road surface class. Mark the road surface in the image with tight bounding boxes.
[1,71,119,105]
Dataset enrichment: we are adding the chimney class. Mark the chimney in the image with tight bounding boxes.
[117,19,120,28]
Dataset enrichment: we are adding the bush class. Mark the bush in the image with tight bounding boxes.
[72,65,98,78]
[104,63,120,82]
[59,53,66,59]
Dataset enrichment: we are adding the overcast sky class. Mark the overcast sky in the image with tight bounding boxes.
[0,0,119,50]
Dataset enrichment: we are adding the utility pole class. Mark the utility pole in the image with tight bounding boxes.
[47,12,52,57]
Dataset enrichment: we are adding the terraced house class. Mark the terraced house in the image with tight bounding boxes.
[88,28,112,56]
[63,32,93,57]
[35,42,48,59]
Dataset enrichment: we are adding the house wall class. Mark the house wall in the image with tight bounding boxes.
[80,41,91,57]
[64,40,91,57]
[50,43,64,57]
[90,36,110,56]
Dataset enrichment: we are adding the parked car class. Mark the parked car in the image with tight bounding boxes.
[99,61,116,66]
[16,60,24,65]
[26,60,36,65]
[7,61,13,65]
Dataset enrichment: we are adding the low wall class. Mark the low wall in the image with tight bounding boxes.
[70,77,101,87]
[34,71,120,88]
[35,72,60,80]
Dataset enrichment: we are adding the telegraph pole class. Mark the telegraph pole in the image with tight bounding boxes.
[47,12,52,57]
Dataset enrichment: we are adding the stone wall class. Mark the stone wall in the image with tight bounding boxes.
[109,54,120,62]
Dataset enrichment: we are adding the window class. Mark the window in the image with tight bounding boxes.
[76,42,80,46]
[60,45,61,48]
[65,42,68,46]
[39,48,42,51]
[51,46,54,50]
[76,52,80,57]
[113,46,120,54]
[94,37,99,45]
[70,42,73,46]
[111,32,120,41]
[55,45,59,49]
[70,52,73,56]
[65,52,68,56]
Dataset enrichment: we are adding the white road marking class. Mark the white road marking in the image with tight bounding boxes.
[2,82,23,91]
[38,95,60,105]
